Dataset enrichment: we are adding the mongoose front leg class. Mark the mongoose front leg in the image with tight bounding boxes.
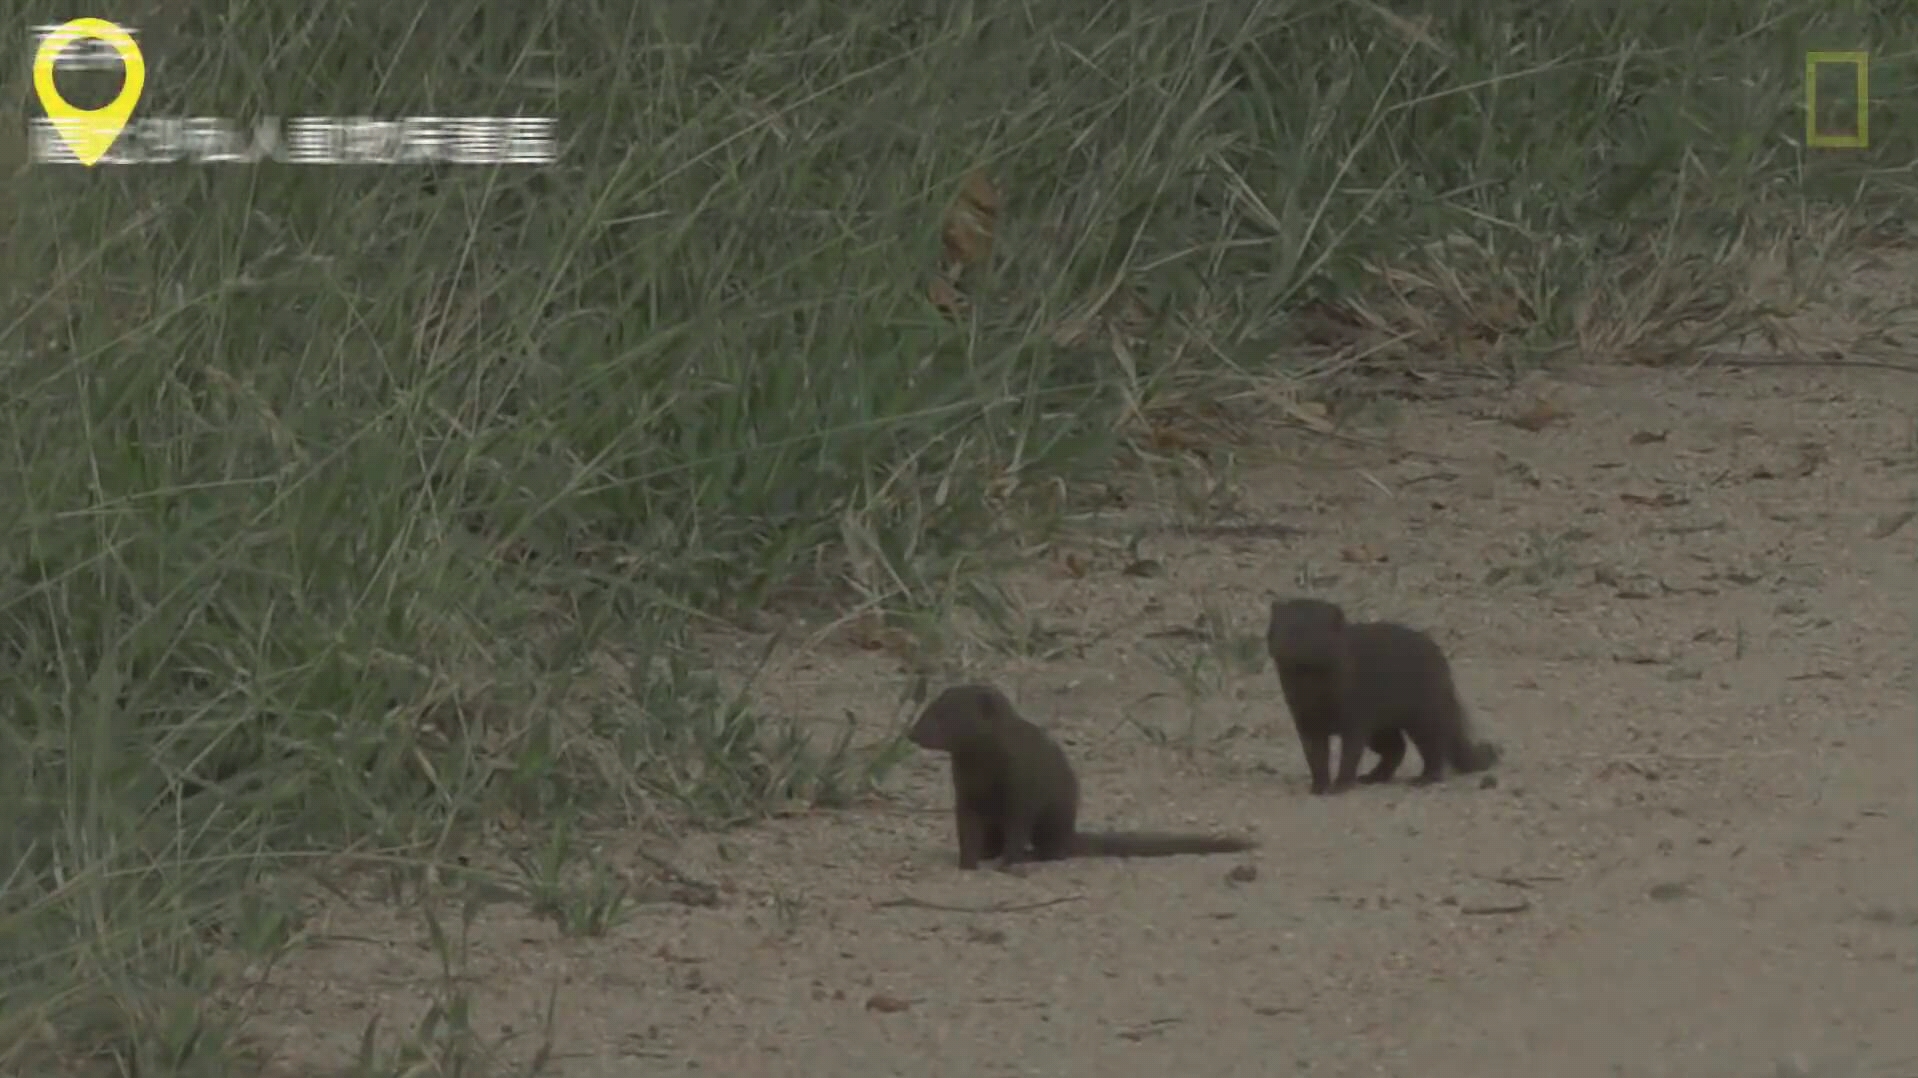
[1331,731,1366,793]
[955,805,990,870]
[1301,730,1333,794]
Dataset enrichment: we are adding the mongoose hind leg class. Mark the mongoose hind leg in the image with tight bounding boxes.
[1361,727,1406,783]
[981,821,1006,861]
[1029,806,1075,862]
[1403,719,1448,785]
[995,810,1037,870]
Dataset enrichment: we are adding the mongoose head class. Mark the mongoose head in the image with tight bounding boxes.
[1265,597,1349,667]
[908,683,1010,751]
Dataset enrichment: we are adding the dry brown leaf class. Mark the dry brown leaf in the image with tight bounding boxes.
[1620,491,1687,508]
[1113,290,1155,337]
[1048,312,1096,348]
[1279,398,1335,433]
[1062,551,1090,579]
[927,275,967,318]
[927,169,999,322]
[1146,423,1201,453]
[941,168,999,271]
[1480,290,1527,333]
[1629,430,1668,445]
[1341,545,1388,563]
[843,610,915,655]
[1508,398,1567,432]
[1291,299,1369,348]
[864,993,912,1014]
[1048,290,1151,347]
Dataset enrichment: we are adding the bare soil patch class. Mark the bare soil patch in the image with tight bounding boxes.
[257,261,1918,1078]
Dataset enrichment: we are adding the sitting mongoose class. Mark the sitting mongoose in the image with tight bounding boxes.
[1266,597,1500,795]
[908,683,1257,870]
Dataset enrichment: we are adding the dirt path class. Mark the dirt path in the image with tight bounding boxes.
[259,282,1918,1076]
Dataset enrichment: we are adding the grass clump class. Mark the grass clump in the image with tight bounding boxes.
[0,0,1912,1070]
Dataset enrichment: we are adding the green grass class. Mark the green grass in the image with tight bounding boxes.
[1,0,1913,1071]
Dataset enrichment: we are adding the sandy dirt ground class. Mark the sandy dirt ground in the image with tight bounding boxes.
[255,258,1918,1077]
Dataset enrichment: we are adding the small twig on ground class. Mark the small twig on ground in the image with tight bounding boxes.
[631,846,722,906]
[875,894,1085,914]
[1580,750,1795,762]
[1459,900,1531,915]
[1696,351,1918,375]
[1478,873,1564,890]
[1117,1017,1182,1042]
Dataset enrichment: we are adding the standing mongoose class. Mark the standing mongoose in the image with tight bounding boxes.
[1266,597,1500,795]
[908,683,1258,870]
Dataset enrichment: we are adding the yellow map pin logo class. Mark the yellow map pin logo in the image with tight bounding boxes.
[33,18,145,166]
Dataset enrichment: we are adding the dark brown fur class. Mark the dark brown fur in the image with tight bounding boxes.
[908,684,1257,870]
[1266,598,1500,795]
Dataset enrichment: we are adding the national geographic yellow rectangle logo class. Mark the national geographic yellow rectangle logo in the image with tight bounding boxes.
[1805,51,1869,149]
